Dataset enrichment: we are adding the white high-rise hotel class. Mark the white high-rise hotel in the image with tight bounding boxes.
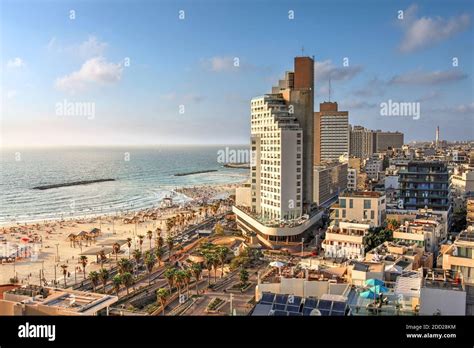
[234,57,324,247]
[250,95,303,221]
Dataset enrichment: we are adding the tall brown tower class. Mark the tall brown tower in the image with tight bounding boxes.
[283,57,315,211]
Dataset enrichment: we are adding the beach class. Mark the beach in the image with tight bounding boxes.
[0,183,237,285]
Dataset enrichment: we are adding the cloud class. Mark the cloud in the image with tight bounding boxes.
[353,77,386,97]
[7,57,25,68]
[314,60,362,81]
[47,36,108,59]
[398,4,471,53]
[55,57,123,93]
[389,69,467,85]
[203,56,239,72]
[341,100,377,109]
[77,36,108,58]
[427,102,474,114]
[159,92,205,104]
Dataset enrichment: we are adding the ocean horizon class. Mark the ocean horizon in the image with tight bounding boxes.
[0,145,249,224]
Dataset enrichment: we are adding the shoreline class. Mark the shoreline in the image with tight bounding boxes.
[0,179,246,227]
[0,181,239,285]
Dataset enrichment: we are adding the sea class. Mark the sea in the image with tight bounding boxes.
[0,146,249,225]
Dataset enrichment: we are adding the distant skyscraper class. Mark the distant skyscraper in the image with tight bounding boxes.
[436,126,440,148]
[350,125,375,159]
[374,130,404,152]
[314,102,349,164]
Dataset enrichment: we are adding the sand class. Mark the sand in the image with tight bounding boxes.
[0,184,236,286]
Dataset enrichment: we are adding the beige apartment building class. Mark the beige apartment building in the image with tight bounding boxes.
[322,221,371,260]
[331,191,386,227]
[441,227,474,284]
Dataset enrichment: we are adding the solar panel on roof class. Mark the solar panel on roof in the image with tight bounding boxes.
[275,294,288,304]
[330,311,345,316]
[288,296,302,306]
[304,298,317,308]
[302,308,313,316]
[317,300,332,310]
[261,292,275,304]
[331,301,346,312]
[273,310,288,316]
[288,312,303,316]
[319,309,331,316]
[272,303,286,311]
[286,305,301,313]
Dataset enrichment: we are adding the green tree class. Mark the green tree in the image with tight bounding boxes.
[79,256,88,280]
[191,263,202,295]
[239,267,249,287]
[88,271,99,292]
[164,267,176,291]
[98,268,110,294]
[122,272,134,295]
[112,274,122,297]
[156,288,170,316]
[145,253,157,285]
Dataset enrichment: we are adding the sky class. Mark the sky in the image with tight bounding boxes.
[1,0,473,147]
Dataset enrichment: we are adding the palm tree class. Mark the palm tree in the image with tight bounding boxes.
[121,272,133,295]
[191,263,202,295]
[79,255,88,280]
[98,268,110,294]
[166,236,174,257]
[174,270,185,297]
[112,274,122,297]
[183,269,192,298]
[112,242,121,261]
[211,257,220,283]
[138,235,145,252]
[156,235,164,249]
[60,264,68,287]
[155,247,164,266]
[126,238,132,259]
[132,249,142,273]
[156,288,170,316]
[216,246,229,278]
[88,271,99,292]
[144,253,156,285]
[147,230,153,250]
[98,249,107,268]
[117,258,133,274]
[204,253,214,286]
[164,267,176,292]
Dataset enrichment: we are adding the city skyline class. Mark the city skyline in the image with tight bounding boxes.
[2,0,473,147]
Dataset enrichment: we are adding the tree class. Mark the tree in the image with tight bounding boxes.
[164,267,176,291]
[145,253,157,285]
[126,238,132,259]
[98,268,110,294]
[204,253,215,286]
[239,267,249,287]
[156,235,164,250]
[211,257,220,283]
[155,247,164,266]
[132,249,142,273]
[166,236,174,257]
[79,256,88,280]
[216,246,229,278]
[98,249,107,268]
[118,258,133,274]
[147,230,153,250]
[112,242,121,261]
[138,235,145,252]
[386,219,400,232]
[112,274,122,297]
[183,269,192,298]
[191,263,202,295]
[174,270,185,296]
[60,264,68,288]
[156,288,170,316]
[121,272,133,295]
[88,271,99,292]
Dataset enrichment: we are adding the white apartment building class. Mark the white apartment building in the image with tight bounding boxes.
[393,217,445,254]
[347,168,357,191]
[250,94,303,221]
[322,221,371,260]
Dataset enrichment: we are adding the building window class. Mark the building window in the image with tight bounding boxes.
[340,199,346,208]
[342,210,346,218]
[370,210,374,219]
[364,200,371,209]
[349,199,353,208]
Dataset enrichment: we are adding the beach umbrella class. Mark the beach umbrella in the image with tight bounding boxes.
[365,278,384,287]
[370,285,389,294]
[269,261,285,268]
[359,290,377,299]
